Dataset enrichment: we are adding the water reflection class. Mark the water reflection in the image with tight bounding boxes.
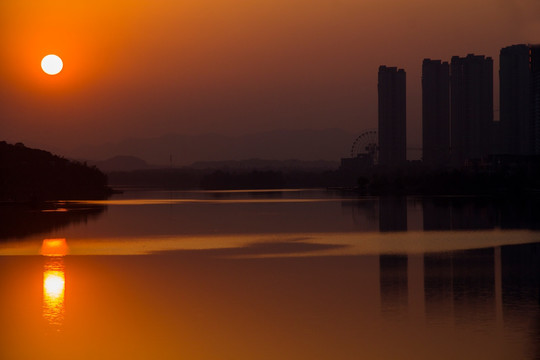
[379,196,407,232]
[379,197,410,318]
[380,250,500,325]
[43,257,65,329]
[380,255,408,318]
[424,253,454,325]
[0,239,539,358]
[422,196,540,231]
[0,203,106,240]
[377,243,540,343]
[41,239,68,330]
[341,195,540,232]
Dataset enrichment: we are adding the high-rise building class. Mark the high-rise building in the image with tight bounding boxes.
[532,45,540,154]
[450,54,493,166]
[378,66,406,168]
[422,59,450,168]
[499,44,533,155]
[499,44,540,155]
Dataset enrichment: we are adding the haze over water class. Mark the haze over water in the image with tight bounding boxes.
[1,189,539,359]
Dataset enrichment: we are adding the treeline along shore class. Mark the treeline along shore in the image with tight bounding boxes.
[0,141,112,202]
[108,158,540,196]
[2,140,539,200]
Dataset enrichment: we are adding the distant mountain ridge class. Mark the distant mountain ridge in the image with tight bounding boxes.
[91,157,339,173]
[190,159,339,171]
[73,128,356,166]
[89,155,153,172]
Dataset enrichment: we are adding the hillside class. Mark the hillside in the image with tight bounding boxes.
[0,141,112,202]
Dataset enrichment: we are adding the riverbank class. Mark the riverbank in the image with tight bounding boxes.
[0,141,112,202]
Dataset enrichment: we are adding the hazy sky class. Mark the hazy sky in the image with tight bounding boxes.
[1,0,539,154]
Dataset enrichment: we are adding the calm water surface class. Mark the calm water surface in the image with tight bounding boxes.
[1,189,539,359]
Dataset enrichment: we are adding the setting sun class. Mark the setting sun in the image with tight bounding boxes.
[41,54,63,75]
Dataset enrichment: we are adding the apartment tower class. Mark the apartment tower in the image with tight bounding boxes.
[378,66,406,168]
[422,59,450,168]
[450,54,493,166]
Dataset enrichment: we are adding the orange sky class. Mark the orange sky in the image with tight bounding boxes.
[1,0,539,157]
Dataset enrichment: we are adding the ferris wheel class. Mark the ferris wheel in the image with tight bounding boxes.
[350,129,378,164]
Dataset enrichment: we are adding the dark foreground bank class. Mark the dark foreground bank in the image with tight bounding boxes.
[0,141,112,202]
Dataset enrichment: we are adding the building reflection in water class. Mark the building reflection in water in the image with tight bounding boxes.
[421,196,540,231]
[379,255,408,318]
[378,243,540,337]
[424,253,453,325]
[379,197,409,318]
[379,196,407,232]
[374,197,540,346]
[41,238,68,330]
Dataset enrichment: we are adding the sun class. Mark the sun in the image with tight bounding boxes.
[41,54,63,75]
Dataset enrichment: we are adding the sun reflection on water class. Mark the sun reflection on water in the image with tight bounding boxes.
[43,259,65,328]
[41,238,69,257]
[41,239,68,330]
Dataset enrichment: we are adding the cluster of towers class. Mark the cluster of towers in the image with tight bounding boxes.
[378,44,540,170]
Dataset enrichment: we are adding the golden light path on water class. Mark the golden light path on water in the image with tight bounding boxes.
[41,239,68,330]
[75,198,348,205]
[0,230,539,257]
[43,259,65,328]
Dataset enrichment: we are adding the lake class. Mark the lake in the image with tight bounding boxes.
[1,189,539,359]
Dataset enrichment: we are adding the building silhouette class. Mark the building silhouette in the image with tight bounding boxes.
[384,45,537,170]
[422,59,450,168]
[499,44,534,155]
[532,45,540,154]
[378,66,406,168]
[450,54,493,166]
